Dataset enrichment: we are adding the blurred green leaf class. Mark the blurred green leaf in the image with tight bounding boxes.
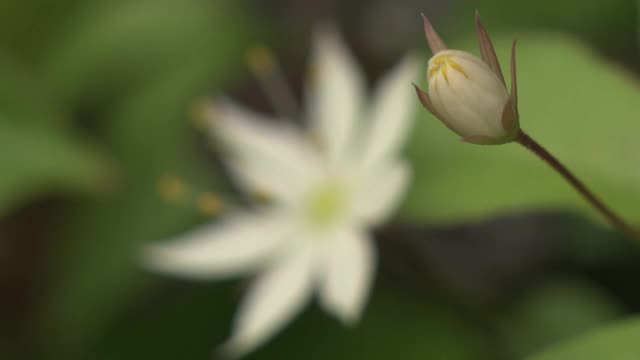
[39,0,253,107]
[527,316,640,360]
[42,2,254,354]
[451,0,636,49]
[94,280,494,360]
[498,278,624,358]
[255,282,494,360]
[0,56,111,214]
[0,123,112,215]
[0,57,66,127]
[42,76,224,357]
[0,0,83,60]
[94,282,236,360]
[43,186,209,358]
[403,33,640,225]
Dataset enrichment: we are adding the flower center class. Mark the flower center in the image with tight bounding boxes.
[305,180,347,228]
[428,54,468,83]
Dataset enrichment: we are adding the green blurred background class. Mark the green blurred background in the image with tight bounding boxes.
[1,0,639,359]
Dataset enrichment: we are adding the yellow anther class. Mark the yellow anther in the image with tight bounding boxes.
[448,60,468,78]
[428,54,447,78]
[189,98,211,131]
[428,54,468,83]
[428,64,439,78]
[158,174,187,202]
[247,45,276,74]
[441,63,449,83]
[307,129,323,148]
[247,44,301,120]
[253,189,273,204]
[197,192,224,216]
[307,63,318,83]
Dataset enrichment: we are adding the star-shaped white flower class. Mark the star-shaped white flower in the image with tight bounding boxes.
[144,27,419,357]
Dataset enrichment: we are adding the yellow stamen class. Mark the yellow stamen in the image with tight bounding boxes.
[189,97,211,131]
[428,54,468,83]
[197,192,224,216]
[305,180,347,228]
[441,63,449,83]
[246,44,300,120]
[158,174,187,202]
[428,55,446,78]
[246,45,275,74]
[307,63,318,82]
[307,129,323,148]
[253,189,273,204]
[448,60,468,78]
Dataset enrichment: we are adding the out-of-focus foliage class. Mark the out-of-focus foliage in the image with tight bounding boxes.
[497,278,623,358]
[95,279,494,360]
[41,69,240,357]
[403,33,640,224]
[0,0,260,358]
[39,0,244,107]
[451,0,637,48]
[528,316,640,360]
[0,122,111,215]
[0,57,113,215]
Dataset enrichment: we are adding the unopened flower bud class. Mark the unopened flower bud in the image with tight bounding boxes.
[415,13,520,145]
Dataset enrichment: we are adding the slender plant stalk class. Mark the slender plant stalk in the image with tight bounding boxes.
[517,131,640,243]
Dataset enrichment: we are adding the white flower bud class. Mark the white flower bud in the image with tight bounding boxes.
[426,50,516,144]
[415,13,520,145]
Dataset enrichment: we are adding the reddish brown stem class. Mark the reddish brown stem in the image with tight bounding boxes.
[517,131,640,242]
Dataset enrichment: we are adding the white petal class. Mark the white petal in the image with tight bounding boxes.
[223,243,316,357]
[307,25,365,165]
[353,160,410,225]
[207,99,321,202]
[359,55,420,169]
[318,228,375,324]
[427,50,510,139]
[143,211,295,279]
[228,156,312,204]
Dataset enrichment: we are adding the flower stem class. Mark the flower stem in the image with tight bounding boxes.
[517,130,640,243]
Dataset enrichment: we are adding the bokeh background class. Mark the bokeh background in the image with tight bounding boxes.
[1,0,639,359]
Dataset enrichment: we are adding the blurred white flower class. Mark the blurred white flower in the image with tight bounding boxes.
[144,27,418,358]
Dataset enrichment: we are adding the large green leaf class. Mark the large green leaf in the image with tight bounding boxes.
[450,0,636,47]
[253,284,493,360]
[0,57,66,127]
[527,316,640,360]
[41,76,226,357]
[0,123,112,215]
[497,278,624,358]
[39,0,255,107]
[42,185,209,358]
[0,0,83,60]
[0,57,111,214]
[94,279,494,360]
[42,13,253,355]
[92,282,236,360]
[402,33,640,225]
